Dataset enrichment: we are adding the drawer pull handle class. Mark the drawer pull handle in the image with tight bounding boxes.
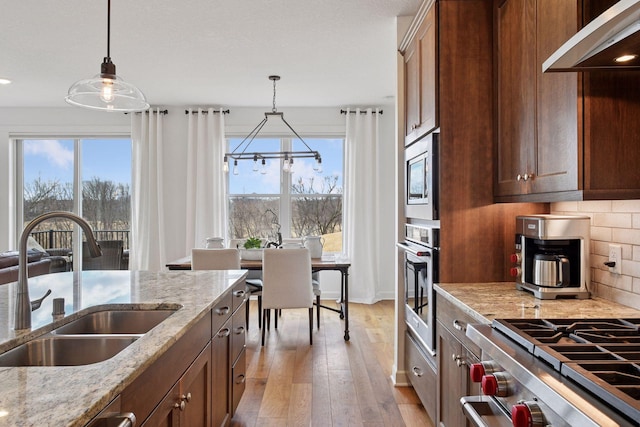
[234,290,246,298]
[217,328,231,338]
[453,319,466,332]
[216,306,230,316]
[235,326,245,335]
[412,366,423,377]
[236,374,246,384]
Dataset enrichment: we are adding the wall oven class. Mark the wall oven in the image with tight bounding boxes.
[397,223,439,355]
[405,132,439,220]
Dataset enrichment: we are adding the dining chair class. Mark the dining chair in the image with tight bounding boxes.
[261,248,314,346]
[191,248,262,329]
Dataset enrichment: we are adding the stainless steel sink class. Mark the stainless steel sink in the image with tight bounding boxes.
[52,309,177,335]
[0,336,139,367]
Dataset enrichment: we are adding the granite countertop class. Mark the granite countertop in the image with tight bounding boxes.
[435,282,640,324]
[0,269,247,427]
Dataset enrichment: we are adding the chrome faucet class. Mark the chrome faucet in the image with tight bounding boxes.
[14,211,102,330]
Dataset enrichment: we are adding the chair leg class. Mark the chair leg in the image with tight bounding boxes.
[258,296,262,329]
[308,308,313,345]
[274,308,278,329]
[261,309,267,346]
[246,297,250,330]
[316,295,321,329]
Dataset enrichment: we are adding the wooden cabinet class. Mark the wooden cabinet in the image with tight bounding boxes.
[435,293,481,427]
[403,1,437,145]
[121,279,247,427]
[143,343,212,427]
[495,0,640,202]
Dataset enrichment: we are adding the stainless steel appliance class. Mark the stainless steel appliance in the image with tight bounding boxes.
[511,214,590,299]
[405,132,439,220]
[462,319,640,427]
[397,223,439,355]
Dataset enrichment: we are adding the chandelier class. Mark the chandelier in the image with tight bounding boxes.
[65,0,149,112]
[223,75,322,175]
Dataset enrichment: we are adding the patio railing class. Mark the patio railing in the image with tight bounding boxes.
[31,230,130,250]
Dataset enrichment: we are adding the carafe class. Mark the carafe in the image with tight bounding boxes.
[205,237,224,249]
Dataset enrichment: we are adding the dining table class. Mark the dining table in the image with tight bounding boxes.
[166,254,352,341]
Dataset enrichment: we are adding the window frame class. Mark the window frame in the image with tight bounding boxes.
[226,134,345,252]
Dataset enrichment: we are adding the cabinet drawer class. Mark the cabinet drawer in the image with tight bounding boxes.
[231,348,246,417]
[231,302,246,364]
[232,281,248,313]
[405,331,436,422]
[212,291,233,334]
[435,293,481,358]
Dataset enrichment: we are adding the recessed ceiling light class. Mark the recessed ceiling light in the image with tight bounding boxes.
[0,78,11,85]
[614,54,638,63]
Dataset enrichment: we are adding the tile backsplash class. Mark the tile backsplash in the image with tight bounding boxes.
[551,200,640,310]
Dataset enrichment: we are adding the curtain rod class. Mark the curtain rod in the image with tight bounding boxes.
[125,109,168,115]
[184,109,230,115]
[340,109,383,115]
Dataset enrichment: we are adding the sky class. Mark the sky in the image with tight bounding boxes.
[22,137,343,194]
[23,138,132,186]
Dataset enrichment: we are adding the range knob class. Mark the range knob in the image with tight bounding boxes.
[481,372,510,397]
[511,401,545,427]
[510,267,521,278]
[469,361,499,383]
[510,253,521,263]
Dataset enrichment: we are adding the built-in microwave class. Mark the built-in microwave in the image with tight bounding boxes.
[405,132,438,220]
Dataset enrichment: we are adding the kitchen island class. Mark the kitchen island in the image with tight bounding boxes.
[0,269,247,426]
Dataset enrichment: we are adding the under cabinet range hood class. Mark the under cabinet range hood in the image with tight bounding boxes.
[543,0,640,71]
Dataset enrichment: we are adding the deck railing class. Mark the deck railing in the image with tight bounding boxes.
[31,230,130,250]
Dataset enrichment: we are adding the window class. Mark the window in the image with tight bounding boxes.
[17,137,131,251]
[227,137,344,252]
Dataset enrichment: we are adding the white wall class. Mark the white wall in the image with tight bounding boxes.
[0,105,398,302]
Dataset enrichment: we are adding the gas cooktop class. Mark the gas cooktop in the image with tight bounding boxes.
[493,318,640,422]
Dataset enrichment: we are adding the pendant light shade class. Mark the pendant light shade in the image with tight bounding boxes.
[65,0,149,112]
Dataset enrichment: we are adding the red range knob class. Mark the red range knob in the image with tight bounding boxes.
[511,403,531,427]
[510,253,521,263]
[510,267,521,277]
[469,363,485,383]
[481,374,498,396]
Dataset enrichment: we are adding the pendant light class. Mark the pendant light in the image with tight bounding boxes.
[65,0,149,112]
[224,75,322,174]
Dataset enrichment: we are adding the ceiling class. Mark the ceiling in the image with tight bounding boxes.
[0,0,420,109]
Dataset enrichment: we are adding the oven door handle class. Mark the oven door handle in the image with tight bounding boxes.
[396,242,432,257]
[460,396,511,427]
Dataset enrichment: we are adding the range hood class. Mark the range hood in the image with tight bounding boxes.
[543,0,640,72]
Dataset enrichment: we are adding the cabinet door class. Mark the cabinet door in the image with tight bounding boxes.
[212,322,231,427]
[533,0,579,194]
[181,342,212,427]
[404,4,437,145]
[142,382,181,427]
[495,0,536,197]
[437,321,479,427]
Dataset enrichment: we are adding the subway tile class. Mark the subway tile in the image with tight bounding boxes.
[590,226,612,242]
[592,213,632,228]
[634,246,640,262]
[623,259,640,278]
[612,228,640,245]
[633,214,640,229]
[550,202,578,212]
[592,241,609,257]
[578,201,612,213]
[634,277,640,294]
[612,200,640,212]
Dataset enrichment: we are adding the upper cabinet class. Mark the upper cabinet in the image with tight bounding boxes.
[403,3,437,145]
[495,0,640,202]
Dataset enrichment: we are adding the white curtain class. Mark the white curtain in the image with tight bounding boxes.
[185,108,227,250]
[344,108,380,303]
[130,109,166,271]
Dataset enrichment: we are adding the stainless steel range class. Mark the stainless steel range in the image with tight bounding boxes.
[462,319,640,427]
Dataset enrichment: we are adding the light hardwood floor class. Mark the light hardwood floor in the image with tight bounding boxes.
[230,299,434,427]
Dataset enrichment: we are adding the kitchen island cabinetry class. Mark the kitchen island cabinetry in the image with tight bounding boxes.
[403,1,437,145]
[404,332,437,420]
[435,292,481,427]
[495,0,640,202]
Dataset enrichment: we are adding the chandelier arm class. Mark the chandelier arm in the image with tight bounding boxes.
[279,115,315,151]
[229,116,268,154]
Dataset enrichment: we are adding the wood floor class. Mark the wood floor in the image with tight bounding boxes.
[230,299,434,427]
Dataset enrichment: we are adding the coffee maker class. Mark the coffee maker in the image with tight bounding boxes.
[511,214,590,299]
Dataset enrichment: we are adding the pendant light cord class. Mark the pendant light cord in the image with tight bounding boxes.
[106,0,111,60]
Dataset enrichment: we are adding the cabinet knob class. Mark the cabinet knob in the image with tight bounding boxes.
[236,374,246,385]
[516,174,522,181]
[175,400,186,411]
[181,393,192,403]
[452,319,466,332]
[452,354,466,367]
[412,366,423,377]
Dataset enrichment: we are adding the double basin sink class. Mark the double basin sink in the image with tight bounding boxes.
[0,308,178,367]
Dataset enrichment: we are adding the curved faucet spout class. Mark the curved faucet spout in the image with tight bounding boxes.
[14,211,102,330]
